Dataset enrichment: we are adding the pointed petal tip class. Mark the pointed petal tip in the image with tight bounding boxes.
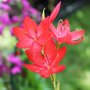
[24,16,30,22]
[60,65,66,72]
[66,36,84,45]
[23,63,29,69]
[25,49,30,54]
[60,64,66,70]
[59,65,66,71]
[24,16,32,23]
[63,19,70,27]
[25,50,29,56]
[62,46,67,52]
[52,65,66,74]
[24,16,35,23]
[16,42,22,48]
[13,27,18,32]
[57,1,61,7]
[58,1,61,6]
[50,1,61,22]
[71,29,85,41]
[24,16,30,19]
[76,29,85,34]
[64,19,69,22]
[81,30,85,34]
[78,30,85,37]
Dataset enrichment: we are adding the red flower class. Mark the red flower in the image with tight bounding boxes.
[13,1,85,79]
[23,40,66,78]
[13,1,61,51]
[50,19,85,44]
[13,16,51,51]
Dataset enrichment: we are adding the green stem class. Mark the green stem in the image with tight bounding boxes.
[50,74,56,90]
[50,74,60,90]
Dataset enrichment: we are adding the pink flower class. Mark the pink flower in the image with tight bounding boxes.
[11,66,21,74]
[7,54,22,74]
[50,19,85,44]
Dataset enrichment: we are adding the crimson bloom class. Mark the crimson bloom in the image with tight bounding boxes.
[50,19,85,44]
[13,16,51,51]
[13,1,85,79]
[13,1,61,51]
[23,40,66,78]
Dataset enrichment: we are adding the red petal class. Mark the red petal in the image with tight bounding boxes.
[65,30,85,45]
[23,64,51,78]
[32,42,42,52]
[37,17,50,37]
[23,64,42,73]
[23,16,38,38]
[50,23,57,38]
[58,33,71,43]
[25,49,44,67]
[50,46,66,67]
[25,49,35,63]
[40,68,51,78]
[16,38,34,48]
[44,40,56,60]
[70,30,85,40]
[50,2,61,22]
[13,27,25,40]
[66,37,84,45]
[51,65,66,74]
[13,27,34,48]
[37,32,51,45]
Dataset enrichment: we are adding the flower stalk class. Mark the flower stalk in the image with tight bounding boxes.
[50,74,56,90]
[50,74,60,90]
[13,1,85,90]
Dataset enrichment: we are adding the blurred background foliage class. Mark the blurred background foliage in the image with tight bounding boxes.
[0,0,90,90]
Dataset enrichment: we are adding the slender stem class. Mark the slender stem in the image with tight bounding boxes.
[50,74,60,90]
[50,74,56,90]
